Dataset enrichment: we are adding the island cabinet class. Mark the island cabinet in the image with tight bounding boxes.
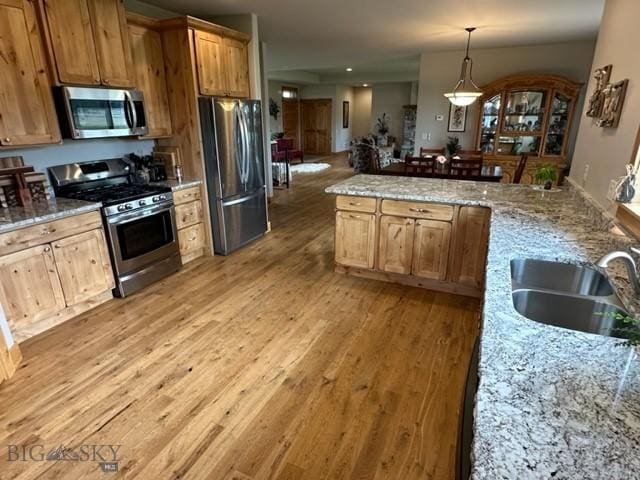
[38,0,134,87]
[334,196,490,297]
[0,0,61,147]
[0,212,115,342]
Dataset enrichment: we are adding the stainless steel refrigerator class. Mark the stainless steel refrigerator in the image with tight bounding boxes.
[199,98,268,255]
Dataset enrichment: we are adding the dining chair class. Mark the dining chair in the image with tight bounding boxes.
[513,154,528,184]
[449,154,483,177]
[404,156,435,177]
[275,138,304,164]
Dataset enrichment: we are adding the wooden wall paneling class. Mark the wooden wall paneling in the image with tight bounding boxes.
[0,0,61,147]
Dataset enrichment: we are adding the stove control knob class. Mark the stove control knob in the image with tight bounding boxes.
[125,203,133,210]
[159,194,167,200]
[152,196,160,202]
[117,205,126,212]
[139,200,147,206]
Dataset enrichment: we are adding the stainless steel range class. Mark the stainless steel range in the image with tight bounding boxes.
[49,158,181,297]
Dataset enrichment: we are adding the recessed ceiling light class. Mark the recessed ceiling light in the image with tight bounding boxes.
[346,67,353,72]
[362,83,369,87]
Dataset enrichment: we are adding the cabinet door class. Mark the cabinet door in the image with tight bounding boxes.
[335,211,376,269]
[378,216,414,274]
[0,0,61,146]
[450,207,490,288]
[194,30,227,96]
[41,0,101,85]
[412,219,451,280]
[128,24,172,137]
[52,229,114,306]
[223,37,250,98]
[87,0,133,87]
[178,223,206,258]
[0,244,65,331]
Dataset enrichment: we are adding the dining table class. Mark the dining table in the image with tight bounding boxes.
[378,162,504,182]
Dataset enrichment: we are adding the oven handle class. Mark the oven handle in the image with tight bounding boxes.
[107,202,174,225]
[124,90,138,129]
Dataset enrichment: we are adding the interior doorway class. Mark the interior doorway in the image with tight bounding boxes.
[281,86,300,148]
[301,99,332,155]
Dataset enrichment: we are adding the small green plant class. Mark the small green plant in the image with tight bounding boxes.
[376,113,389,136]
[270,131,285,141]
[269,98,280,120]
[534,164,558,185]
[446,136,460,156]
[594,311,640,347]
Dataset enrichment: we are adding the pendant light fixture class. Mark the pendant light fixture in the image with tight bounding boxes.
[444,27,482,106]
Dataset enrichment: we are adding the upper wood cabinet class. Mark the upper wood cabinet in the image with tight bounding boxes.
[128,23,172,137]
[335,210,376,269]
[0,0,61,147]
[39,0,133,87]
[193,29,250,98]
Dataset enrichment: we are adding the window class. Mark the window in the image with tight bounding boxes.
[282,86,298,99]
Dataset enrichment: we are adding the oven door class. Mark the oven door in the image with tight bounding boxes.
[61,86,148,139]
[106,203,179,276]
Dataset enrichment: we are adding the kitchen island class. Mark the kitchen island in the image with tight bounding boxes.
[326,174,640,479]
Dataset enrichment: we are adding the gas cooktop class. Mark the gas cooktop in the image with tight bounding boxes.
[64,183,171,206]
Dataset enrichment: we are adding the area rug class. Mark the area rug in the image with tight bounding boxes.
[290,163,331,174]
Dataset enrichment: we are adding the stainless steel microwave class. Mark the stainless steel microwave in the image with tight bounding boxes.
[55,86,148,139]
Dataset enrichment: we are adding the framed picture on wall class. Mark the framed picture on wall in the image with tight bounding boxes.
[448,104,467,132]
[342,101,349,128]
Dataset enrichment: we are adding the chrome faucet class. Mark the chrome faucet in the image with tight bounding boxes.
[596,249,640,293]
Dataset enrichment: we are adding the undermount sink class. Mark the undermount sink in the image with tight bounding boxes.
[512,289,636,339]
[510,258,637,339]
[511,258,614,296]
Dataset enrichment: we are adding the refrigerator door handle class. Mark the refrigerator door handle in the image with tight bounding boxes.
[221,189,263,207]
[239,106,250,186]
[234,105,246,187]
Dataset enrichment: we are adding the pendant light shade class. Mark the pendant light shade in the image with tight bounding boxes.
[444,27,482,106]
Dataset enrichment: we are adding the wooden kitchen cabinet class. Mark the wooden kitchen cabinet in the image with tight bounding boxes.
[378,215,414,274]
[0,244,66,331]
[335,210,376,269]
[0,0,61,147]
[194,30,227,96]
[412,219,451,281]
[39,0,133,87]
[174,185,207,264]
[52,229,114,306]
[175,200,203,229]
[193,29,250,98]
[450,206,491,288]
[128,23,172,137]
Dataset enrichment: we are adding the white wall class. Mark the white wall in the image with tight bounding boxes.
[370,82,413,145]
[569,0,640,208]
[415,40,596,156]
[352,87,372,138]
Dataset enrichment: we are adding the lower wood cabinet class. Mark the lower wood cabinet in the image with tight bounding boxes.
[334,195,490,297]
[0,213,115,343]
[335,210,376,269]
[174,185,207,264]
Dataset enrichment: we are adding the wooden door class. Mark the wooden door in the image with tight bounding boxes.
[301,99,332,155]
[0,244,66,331]
[128,23,172,137]
[87,0,133,87]
[282,99,300,148]
[52,229,114,306]
[412,219,451,280]
[335,211,376,269]
[450,207,490,288]
[378,216,415,274]
[223,37,250,98]
[194,30,226,96]
[41,0,101,85]
[0,0,61,146]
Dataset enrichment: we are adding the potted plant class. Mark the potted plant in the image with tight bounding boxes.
[376,113,390,145]
[269,98,280,120]
[270,132,285,141]
[535,164,558,190]
[594,310,640,347]
[446,136,461,157]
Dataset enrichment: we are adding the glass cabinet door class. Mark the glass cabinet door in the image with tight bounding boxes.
[544,92,572,155]
[503,90,546,134]
[479,94,501,153]
[496,136,540,155]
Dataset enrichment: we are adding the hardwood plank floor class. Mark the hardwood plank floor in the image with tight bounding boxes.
[0,154,479,479]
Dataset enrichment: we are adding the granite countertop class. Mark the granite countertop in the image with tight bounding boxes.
[150,179,202,191]
[326,174,640,479]
[0,199,102,234]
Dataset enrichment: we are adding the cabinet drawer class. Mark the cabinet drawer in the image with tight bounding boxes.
[174,186,201,205]
[178,223,206,256]
[0,211,103,257]
[336,195,377,213]
[381,200,453,221]
[175,201,203,229]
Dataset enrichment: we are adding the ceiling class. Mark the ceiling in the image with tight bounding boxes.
[144,0,604,74]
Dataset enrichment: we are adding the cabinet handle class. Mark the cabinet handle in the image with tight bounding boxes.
[43,246,51,252]
[349,202,362,206]
[3,137,10,143]
[190,236,197,241]
[409,207,430,213]
[103,78,110,85]
[348,214,361,219]
[54,244,61,248]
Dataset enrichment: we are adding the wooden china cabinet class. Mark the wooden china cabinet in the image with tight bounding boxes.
[474,74,582,184]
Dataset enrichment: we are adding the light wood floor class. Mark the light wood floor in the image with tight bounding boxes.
[0,154,479,480]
